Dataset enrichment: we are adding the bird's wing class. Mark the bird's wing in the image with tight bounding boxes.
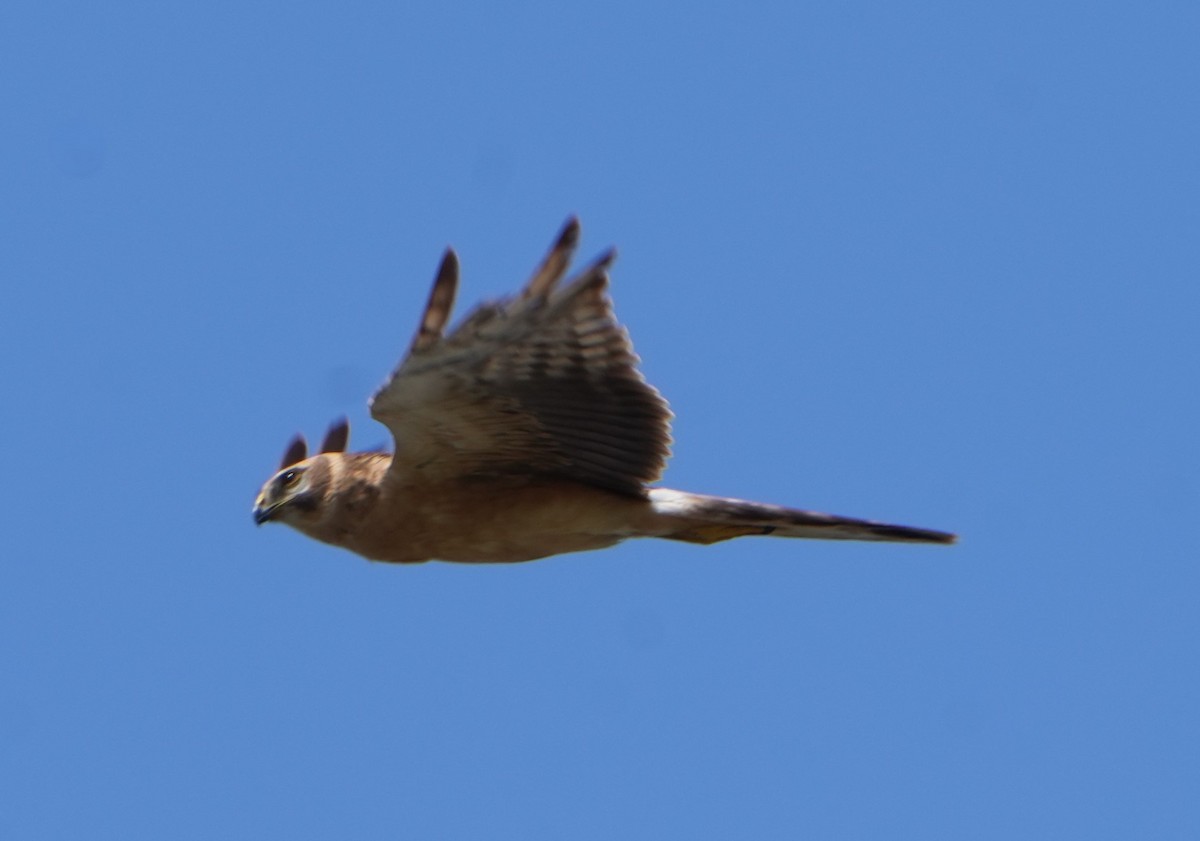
[369,218,672,496]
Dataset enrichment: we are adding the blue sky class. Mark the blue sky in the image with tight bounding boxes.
[2,1,1197,837]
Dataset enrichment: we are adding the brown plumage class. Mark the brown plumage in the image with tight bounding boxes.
[252,219,955,563]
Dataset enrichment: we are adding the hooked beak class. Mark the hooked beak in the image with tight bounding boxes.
[252,499,277,526]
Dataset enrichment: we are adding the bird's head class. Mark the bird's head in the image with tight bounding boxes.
[252,418,349,529]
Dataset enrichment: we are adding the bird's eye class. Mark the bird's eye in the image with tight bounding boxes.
[279,469,301,488]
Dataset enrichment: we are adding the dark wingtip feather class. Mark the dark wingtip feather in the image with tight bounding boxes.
[523,216,583,301]
[558,215,581,248]
[320,417,350,453]
[550,247,619,304]
[280,435,308,469]
[592,247,617,272]
[410,248,460,353]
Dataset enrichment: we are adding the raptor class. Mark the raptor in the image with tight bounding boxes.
[253,219,954,563]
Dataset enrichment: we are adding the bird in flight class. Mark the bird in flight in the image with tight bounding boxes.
[252,219,955,563]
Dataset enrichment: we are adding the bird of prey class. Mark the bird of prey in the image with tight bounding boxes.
[252,219,955,563]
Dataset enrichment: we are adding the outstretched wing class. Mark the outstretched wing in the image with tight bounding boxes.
[369,218,673,496]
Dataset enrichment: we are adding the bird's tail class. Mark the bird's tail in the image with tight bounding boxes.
[645,489,956,545]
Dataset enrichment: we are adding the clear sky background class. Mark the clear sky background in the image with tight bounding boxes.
[2,1,1197,838]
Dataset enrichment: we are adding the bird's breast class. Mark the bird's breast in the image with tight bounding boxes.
[345,478,651,564]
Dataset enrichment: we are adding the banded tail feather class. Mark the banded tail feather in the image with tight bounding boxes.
[648,489,956,545]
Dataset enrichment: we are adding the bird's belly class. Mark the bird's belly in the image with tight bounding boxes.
[420,531,624,564]
[352,480,650,564]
